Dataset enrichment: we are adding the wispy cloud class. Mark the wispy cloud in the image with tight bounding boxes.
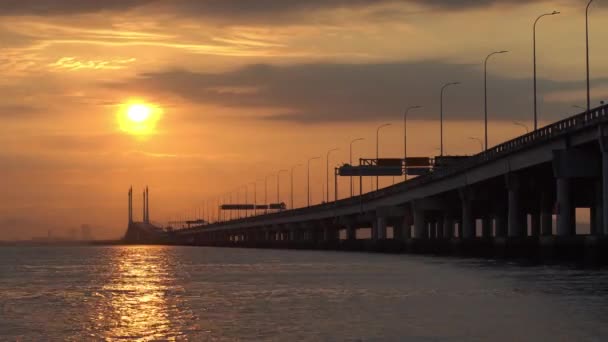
[49,57,137,71]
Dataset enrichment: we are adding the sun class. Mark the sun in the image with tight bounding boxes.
[117,101,163,136]
[127,104,151,123]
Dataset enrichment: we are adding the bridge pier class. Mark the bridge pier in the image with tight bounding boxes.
[288,226,297,242]
[495,214,507,237]
[482,217,492,239]
[413,203,427,239]
[323,224,339,242]
[540,191,553,236]
[392,220,404,241]
[530,213,540,237]
[601,139,608,235]
[436,217,444,239]
[346,224,356,241]
[373,216,388,240]
[507,174,525,238]
[556,178,575,237]
[460,188,475,239]
[443,216,454,239]
[591,182,603,236]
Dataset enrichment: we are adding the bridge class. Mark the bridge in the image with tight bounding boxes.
[126,104,608,261]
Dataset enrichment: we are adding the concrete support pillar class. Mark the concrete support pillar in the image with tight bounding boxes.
[309,228,318,243]
[392,220,404,241]
[346,225,356,241]
[436,217,444,239]
[591,206,597,235]
[403,220,412,240]
[371,221,378,240]
[443,217,454,239]
[593,180,603,236]
[556,178,575,237]
[460,188,475,239]
[540,191,553,236]
[413,204,427,239]
[482,217,492,238]
[603,151,608,235]
[495,215,506,237]
[323,226,338,242]
[530,213,540,237]
[428,222,436,239]
[507,175,524,238]
[376,216,387,240]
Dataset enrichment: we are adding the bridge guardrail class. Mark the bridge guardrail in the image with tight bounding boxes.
[180,104,608,233]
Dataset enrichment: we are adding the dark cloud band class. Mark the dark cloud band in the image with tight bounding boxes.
[115,61,606,124]
[0,0,546,17]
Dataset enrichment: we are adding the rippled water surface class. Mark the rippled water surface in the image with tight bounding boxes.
[2,246,608,341]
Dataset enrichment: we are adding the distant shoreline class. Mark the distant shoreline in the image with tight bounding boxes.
[0,240,124,247]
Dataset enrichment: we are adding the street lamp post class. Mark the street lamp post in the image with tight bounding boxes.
[235,188,239,219]
[277,169,288,208]
[533,10,560,130]
[242,186,247,218]
[326,148,339,202]
[307,157,320,207]
[403,106,421,179]
[484,51,508,151]
[586,0,595,115]
[349,138,364,197]
[250,181,257,216]
[217,197,220,223]
[290,164,302,209]
[440,82,461,156]
[376,123,391,191]
[265,174,273,214]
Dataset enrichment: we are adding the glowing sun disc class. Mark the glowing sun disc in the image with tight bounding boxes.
[127,104,151,123]
[117,100,163,136]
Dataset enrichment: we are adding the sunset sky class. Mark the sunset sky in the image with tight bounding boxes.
[1,0,607,240]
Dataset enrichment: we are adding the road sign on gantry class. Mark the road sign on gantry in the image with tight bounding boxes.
[338,165,403,176]
[405,157,431,167]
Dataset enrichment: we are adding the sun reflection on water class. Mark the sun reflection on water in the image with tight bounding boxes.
[95,246,192,341]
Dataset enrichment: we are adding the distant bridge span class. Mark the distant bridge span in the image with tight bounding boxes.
[127,104,608,260]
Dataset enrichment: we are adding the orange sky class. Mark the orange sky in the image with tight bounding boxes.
[1,0,607,240]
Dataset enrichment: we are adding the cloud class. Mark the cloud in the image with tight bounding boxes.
[0,1,153,16]
[0,104,41,119]
[115,61,608,124]
[0,0,550,18]
[48,57,137,71]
